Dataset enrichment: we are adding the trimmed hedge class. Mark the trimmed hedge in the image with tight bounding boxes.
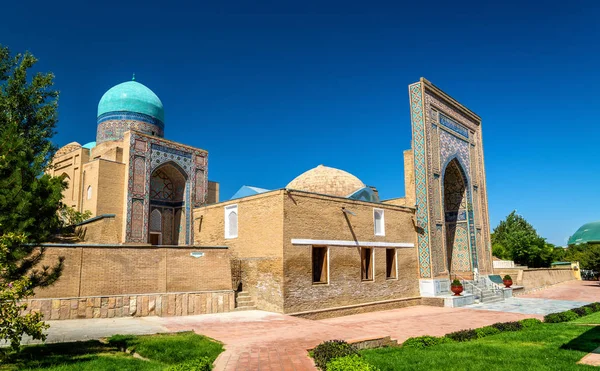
[543,302,600,323]
[401,320,539,348]
[327,355,379,371]
[474,326,501,338]
[402,336,453,348]
[519,318,542,328]
[491,321,523,332]
[445,329,479,342]
[312,340,359,370]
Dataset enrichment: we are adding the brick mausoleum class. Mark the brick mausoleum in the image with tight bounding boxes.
[34,77,494,320]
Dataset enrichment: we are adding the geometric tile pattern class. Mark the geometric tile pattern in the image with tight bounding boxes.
[446,223,471,272]
[410,81,493,277]
[409,82,431,278]
[125,132,208,244]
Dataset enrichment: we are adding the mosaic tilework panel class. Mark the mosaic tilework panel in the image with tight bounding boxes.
[433,224,446,276]
[163,208,173,245]
[426,91,491,272]
[125,132,208,244]
[446,223,471,272]
[97,120,164,144]
[133,156,146,195]
[131,199,144,240]
[97,111,165,129]
[439,113,469,138]
[440,130,470,176]
[409,82,431,278]
[150,209,162,232]
[150,144,194,174]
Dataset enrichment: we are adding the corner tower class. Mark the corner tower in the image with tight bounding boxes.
[96,77,165,144]
[408,78,493,296]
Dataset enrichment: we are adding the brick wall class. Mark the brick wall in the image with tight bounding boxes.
[194,191,285,312]
[282,191,419,314]
[34,246,232,298]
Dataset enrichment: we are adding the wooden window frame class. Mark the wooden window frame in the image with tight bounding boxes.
[386,248,398,280]
[312,246,329,285]
[361,247,374,281]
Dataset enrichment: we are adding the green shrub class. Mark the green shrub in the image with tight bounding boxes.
[451,279,462,286]
[583,303,600,312]
[571,307,591,317]
[544,310,580,323]
[503,275,512,281]
[326,355,379,371]
[445,329,478,342]
[312,340,359,370]
[166,357,212,371]
[474,326,501,338]
[519,318,542,328]
[402,336,452,348]
[491,321,523,332]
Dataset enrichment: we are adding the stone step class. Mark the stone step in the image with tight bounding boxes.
[236,292,251,298]
[234,305,256,311]
[236,297,254,304]
[481,297,504,304]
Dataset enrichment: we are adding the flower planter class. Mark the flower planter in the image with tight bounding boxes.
[503,279,513,288]
[450,284,464,296]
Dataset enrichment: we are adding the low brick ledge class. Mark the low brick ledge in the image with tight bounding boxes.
[23,290,235,320]
[288,296,423,319]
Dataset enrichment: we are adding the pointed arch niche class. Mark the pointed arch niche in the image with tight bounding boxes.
[443,158,472,274]
[149,162,187,245]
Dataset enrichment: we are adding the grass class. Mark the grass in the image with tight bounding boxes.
[0,332,223,371]
[361,324,600,371]
[571,311,600,325]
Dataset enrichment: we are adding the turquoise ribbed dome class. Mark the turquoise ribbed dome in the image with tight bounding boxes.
[97,81,164,122]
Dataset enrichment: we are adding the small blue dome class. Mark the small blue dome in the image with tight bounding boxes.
[82,141,96,149]
[97,80,164,123]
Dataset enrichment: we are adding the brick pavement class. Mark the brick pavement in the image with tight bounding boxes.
[520,279,600,302]
[26,280,597,371]
[156,306,540,371]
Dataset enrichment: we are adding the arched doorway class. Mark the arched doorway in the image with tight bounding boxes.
[149,162,187,245]
[443,158,472,275]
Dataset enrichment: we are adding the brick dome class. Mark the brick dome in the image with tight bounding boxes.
[286,165,366,197]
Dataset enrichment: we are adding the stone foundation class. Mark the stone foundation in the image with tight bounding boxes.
[23,290,234,320]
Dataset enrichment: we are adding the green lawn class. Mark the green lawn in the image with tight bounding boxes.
[361,323,600,371]
[0,332,223,371]
[572,311,600,325]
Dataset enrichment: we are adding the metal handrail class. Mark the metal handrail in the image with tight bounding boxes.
[454,274,484,295]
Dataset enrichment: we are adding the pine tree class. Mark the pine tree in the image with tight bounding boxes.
[0,45,65,350]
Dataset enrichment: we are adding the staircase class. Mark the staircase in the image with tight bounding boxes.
[234,291,256,311]
[461,276,505,304]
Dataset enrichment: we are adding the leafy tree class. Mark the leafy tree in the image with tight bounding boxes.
[0,45,65,350]
[59,205,92,227]
[491,211,553,267]
[565,243,600,276]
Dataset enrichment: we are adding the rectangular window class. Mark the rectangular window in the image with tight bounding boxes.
[224,204,238,239]
[361,247,374,281]
[312,246,328,284]
[374,208,385,236]
[386,248,397,279]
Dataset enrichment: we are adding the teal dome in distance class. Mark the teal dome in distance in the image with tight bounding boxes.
[568,221,600,245]
[97,80,164,122]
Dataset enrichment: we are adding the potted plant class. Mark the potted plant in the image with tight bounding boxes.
[450,278,463,296]
[503,275,513,288]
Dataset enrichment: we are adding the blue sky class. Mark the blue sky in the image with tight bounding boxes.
[2,0,598,246]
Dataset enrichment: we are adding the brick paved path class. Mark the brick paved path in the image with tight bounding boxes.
[30,280,596,371]
[157,306,539,371]
[520,279,600,302]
